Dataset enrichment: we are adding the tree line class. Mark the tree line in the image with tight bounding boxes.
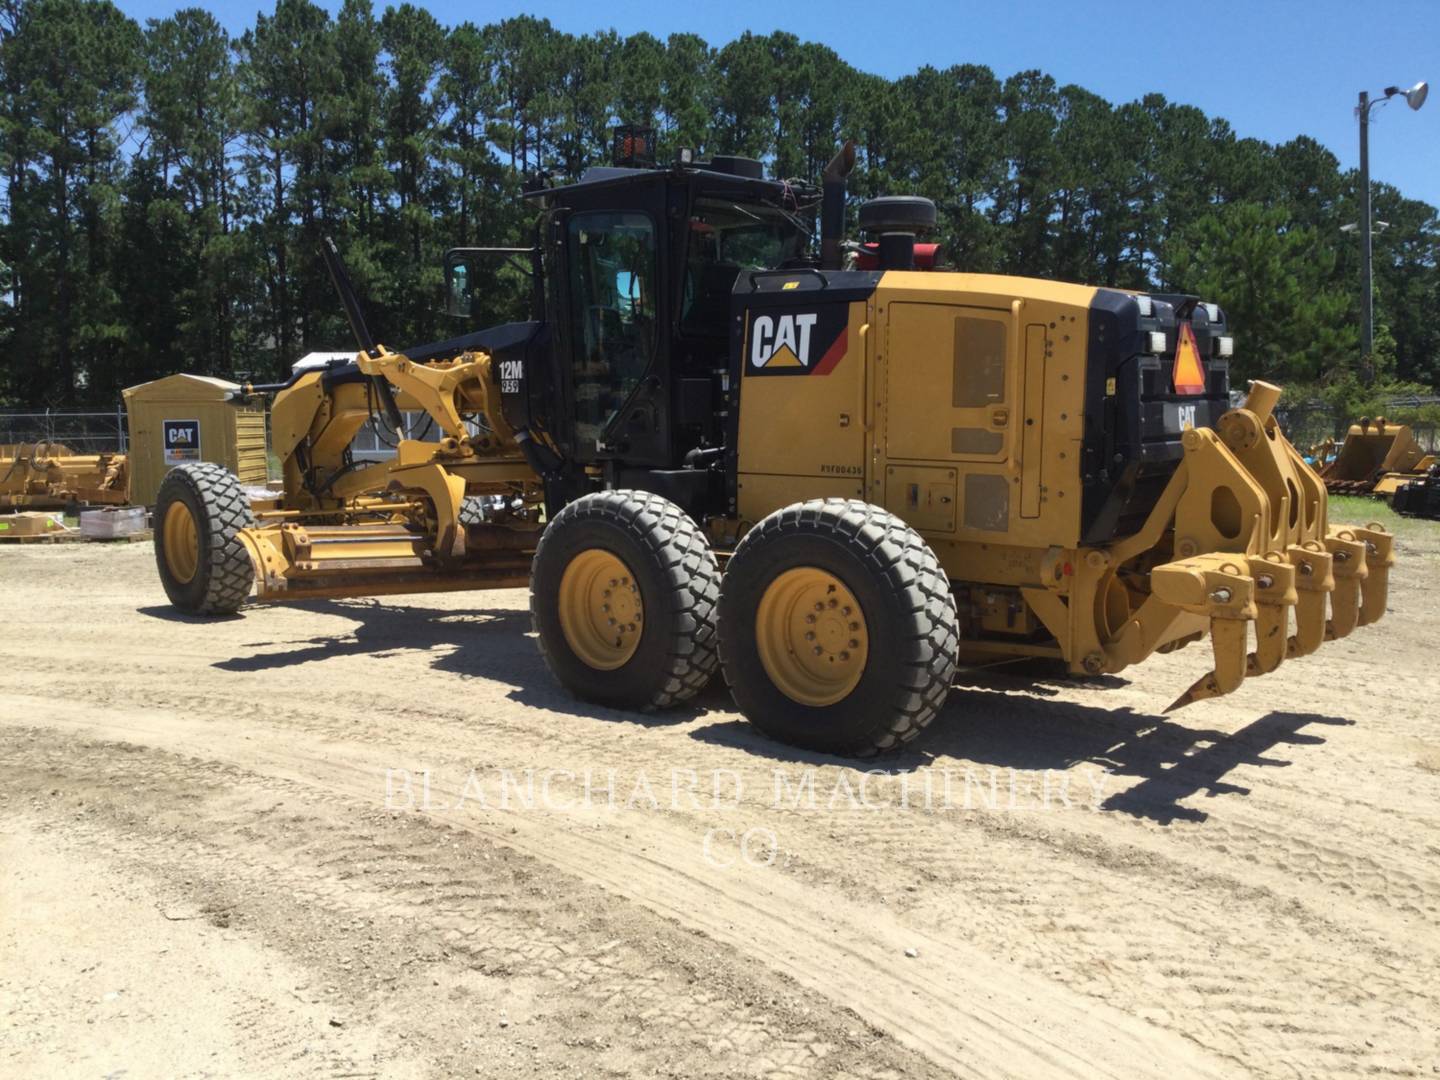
[2,0,1437,409]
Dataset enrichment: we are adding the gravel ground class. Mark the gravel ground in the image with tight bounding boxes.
[2,517,1438,1078]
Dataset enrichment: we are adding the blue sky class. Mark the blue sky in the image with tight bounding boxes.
[116,0,1440,209]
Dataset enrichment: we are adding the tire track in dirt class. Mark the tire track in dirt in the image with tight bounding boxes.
[1,700,1237,1079]
[4,732,929,1079]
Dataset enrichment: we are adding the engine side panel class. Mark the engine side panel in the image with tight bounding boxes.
[868,272,1096,579]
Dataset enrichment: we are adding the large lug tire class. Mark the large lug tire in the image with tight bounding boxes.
[154,463,258,615]
[530,490,720,710]
[718,498,959,757]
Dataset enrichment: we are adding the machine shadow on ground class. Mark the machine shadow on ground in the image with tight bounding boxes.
[197,597,721,726]
[690,671,1353,825]
[181,596,1351,823]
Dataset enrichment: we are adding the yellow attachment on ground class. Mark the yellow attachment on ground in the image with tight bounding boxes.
[557,548,644,670]
[0,442,130,509]
[1321,417,1428,496]
[755,567,869,706]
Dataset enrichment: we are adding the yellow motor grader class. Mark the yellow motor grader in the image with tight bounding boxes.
[152,137,1393,755]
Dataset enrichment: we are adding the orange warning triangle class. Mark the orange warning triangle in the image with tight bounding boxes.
[1173,322,1207,395]
[767,345,803,368]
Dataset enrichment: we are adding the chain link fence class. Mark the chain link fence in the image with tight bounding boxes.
[0,409,130,453]
[1273,397,1440,460]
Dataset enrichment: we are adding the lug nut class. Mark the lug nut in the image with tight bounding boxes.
[848,621,859,631]
[814,602,824,612]
[602,603,610,612]
[828,598,838,608]
[849,639,859,648]
[804,631,816,641]
[805,614,816,624]
[812,646,824,656]
[841,606,852,616]
[610,578,618,587]
[839,651,850,662]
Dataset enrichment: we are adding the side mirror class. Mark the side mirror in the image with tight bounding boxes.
[444,251,472,318]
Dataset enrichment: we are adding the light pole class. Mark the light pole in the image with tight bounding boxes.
[1356,80,1427,370]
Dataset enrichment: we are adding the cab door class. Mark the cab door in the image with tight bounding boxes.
[557,208,670,465]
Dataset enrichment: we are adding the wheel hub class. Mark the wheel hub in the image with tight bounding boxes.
[755,567,868,706]
[557,548,644,670]
[162,500,199,585]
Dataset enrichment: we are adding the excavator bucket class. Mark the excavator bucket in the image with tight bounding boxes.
[1320,418,1426,495]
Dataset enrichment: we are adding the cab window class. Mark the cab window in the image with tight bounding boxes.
[681,199,803,336]
[568,211,657,445]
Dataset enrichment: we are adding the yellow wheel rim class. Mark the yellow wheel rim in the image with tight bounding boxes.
[755,567,869,707]
[557,548,644,671]
[162,500,200,585]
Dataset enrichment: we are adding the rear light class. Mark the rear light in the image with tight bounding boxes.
[1147,331,1167,354]
[1173,323,1207,395]
[1216,335,1234,358]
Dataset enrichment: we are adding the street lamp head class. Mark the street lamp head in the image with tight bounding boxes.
[1384,81,1428,110]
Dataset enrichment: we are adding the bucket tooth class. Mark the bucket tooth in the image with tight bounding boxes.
[1285,544,1333,657]
[1246,554,1295,676]
[1167,617,1250,711]
[1153,554,1256,711]
[1352,526,1394,626]
[1324,532,1368,640]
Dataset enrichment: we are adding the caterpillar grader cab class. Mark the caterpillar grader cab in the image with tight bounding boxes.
[152,132,1395,756]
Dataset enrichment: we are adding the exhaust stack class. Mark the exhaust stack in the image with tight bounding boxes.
[819,140,856,271]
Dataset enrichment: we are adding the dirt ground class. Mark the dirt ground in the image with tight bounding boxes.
[2,520,1438,1080]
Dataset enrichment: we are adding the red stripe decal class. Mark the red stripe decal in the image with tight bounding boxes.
[811,329,848,376]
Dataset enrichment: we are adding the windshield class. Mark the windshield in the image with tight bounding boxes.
[680,199,804,336]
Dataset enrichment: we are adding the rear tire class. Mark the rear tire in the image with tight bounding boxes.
[718,499,958,756]
[154,463,257,614]
[530,490,720,709]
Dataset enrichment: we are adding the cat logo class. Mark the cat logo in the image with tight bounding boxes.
[1177,404,1197,431]
[750,313,818,369]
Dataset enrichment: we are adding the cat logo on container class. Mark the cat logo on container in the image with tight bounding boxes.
[746,307,849,377]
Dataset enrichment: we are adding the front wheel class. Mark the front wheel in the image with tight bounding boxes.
[154,463,257,614]
[530,490,720,710]
[718,499,959,756]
